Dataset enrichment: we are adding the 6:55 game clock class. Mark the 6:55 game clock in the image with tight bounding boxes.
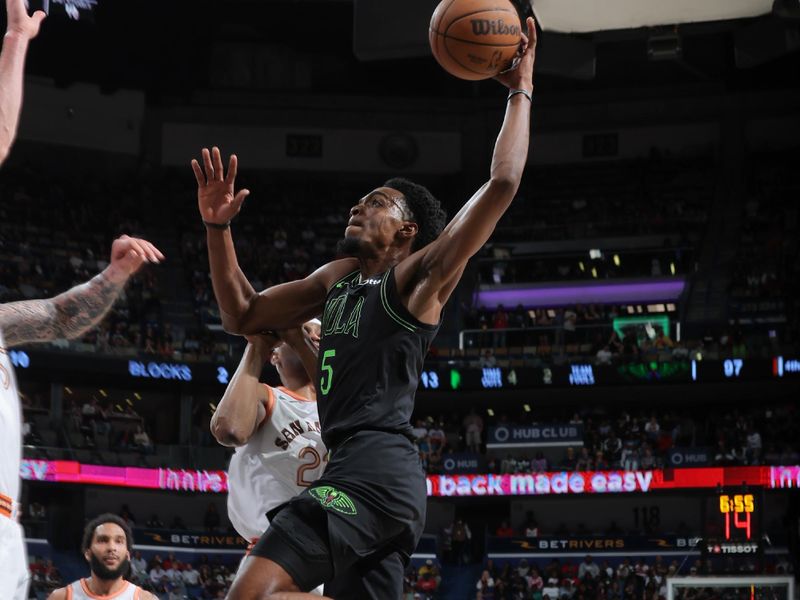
[703,491,762,556]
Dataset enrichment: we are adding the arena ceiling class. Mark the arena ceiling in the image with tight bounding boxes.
[5,0,799,97]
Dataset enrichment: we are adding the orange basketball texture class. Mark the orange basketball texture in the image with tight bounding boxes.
[429,0,522,81]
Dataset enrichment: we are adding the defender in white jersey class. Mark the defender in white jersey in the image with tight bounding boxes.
[48,513,157,600]
[0,235,163,600]
[212,321,325,544]
[0,332,28,600]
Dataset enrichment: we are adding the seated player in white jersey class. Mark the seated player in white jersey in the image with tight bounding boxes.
[47,513,157,600]
[211,321,325,577]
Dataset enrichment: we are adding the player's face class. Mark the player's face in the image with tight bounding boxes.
[85,523,130,580]
[270,321,319,385]
[271,342,303,383]
[341,187,413,255]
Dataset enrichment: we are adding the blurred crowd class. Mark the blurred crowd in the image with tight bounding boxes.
[129,551,238,599]
[411,402,798,476]
[497,154,713,243]
[474,553,794,600]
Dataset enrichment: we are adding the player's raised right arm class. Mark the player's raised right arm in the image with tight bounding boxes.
[0,0,45,164]
[193,147,357,334]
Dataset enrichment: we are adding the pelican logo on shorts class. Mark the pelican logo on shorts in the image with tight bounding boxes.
[309,486,357,516]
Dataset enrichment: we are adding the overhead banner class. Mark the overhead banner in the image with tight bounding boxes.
[489,535,704,557]
[136,528,247,550]
[486,534,787,558]
[488,424,583,448]
[20,460,800,496]
[20,460,229,492]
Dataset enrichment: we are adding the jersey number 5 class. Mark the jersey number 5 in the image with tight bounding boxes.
[296,447,325,488]
[320,349,335,395]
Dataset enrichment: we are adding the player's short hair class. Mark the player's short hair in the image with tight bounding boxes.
[82,513,133,553]
[384,177,447,252]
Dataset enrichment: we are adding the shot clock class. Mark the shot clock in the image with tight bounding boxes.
[704,491,761,556]
[719,493,754,540]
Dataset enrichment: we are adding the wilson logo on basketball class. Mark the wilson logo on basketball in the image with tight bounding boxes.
[470,19,520,37]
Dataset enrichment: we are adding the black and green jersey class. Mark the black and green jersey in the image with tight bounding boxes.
[316,267,439,448]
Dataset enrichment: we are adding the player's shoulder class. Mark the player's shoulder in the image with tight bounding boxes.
[136,589,159,600]
[268,388,318,423]
[46,586,69,600]
[312,258,360,288]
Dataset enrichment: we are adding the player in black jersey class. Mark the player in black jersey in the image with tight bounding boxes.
[192,17,537,600]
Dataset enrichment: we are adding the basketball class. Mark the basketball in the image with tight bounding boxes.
[429,0,523,81]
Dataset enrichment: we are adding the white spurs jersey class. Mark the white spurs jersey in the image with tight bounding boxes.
[227,385,326,541]
[0,332,21,507]
[65,579,145,600]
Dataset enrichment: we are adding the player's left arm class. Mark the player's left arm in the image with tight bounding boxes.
[210,334,278,447]
[400,18,536,319]
[0,235,163,347]
[0,0,45,165]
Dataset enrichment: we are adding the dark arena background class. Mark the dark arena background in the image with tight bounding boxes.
[1,0,799,598]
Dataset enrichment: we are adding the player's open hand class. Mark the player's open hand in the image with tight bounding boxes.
[494,17,536,91]
[5,0,46,40]
[192,147,250,227]
[105,235,164,283]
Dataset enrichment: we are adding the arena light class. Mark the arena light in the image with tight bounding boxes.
[647,30,682,61]
[613,254,621,267]
[476,279,686,309]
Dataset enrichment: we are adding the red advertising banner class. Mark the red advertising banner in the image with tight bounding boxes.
[19,460,800,496]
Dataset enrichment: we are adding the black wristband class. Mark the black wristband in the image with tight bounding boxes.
[203,220,231,230]
[507,88,533,102]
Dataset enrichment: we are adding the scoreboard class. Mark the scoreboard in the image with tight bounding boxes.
[11,346,800,391]
[418,356,800,391]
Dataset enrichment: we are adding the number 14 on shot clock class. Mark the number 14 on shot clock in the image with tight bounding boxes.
[719,493,754,540]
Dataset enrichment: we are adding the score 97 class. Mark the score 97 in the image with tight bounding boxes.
[719,494,754,540]
[723,358,743,378]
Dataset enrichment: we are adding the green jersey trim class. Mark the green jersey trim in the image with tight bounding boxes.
[329,269,361,293]
[380,273,417,333]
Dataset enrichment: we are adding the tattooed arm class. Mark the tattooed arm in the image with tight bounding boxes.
[0,235,165,348]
